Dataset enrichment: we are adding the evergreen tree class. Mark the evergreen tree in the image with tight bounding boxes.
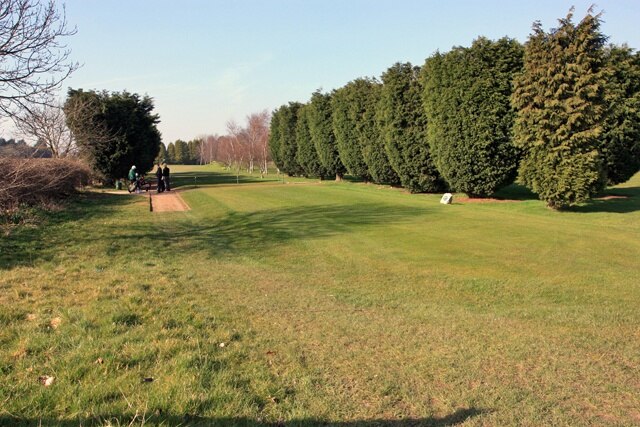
[269,106,284,170]
[357,80,398,184]
[600,45,640,185]
[331,79,372,181]
[278,102,303,176]
[422,37,523,197]
[166,142,176,164]
[295,103,327,178]
[65,89,161,181]
[173,139,189,164]
[379,63,444,193]
[511,9,608,208]
[188,139,201,164]
[156,143,168,164]
[308,90,345,180]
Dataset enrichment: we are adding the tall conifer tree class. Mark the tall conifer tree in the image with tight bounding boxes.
[379,63,444,193]
[422,38,523,197]
[600,45,640,185]
[358,81,399,185]
[166,142,176,163]
[511,9,608,208]
[278,102,303,176]
[296,104,327,178]
[308,90,345,180]
[331,80,371,180]
[269,106,284,170]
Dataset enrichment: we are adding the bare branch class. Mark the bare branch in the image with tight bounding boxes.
[0,0,78,119]
[13,100,75,157]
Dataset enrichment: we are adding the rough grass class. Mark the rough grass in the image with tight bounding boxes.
[1,165,639,426]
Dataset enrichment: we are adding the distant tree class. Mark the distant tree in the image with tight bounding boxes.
[246,110,270,176]
[166,142,176,163]
[422,37,523,197]
[187,139,201,164]
[379,62,444,193]
[331,80,371,181]
[0,0,78,119]
[65,89,161,182]
[217,134,236,170]
[156,143,168,164]
[295,103,326,178]
[226,120,243,179]
[308,90,345,180]
[511,9,607,208]
[173,139,189,164]
[0,137,49,157]
[599,45,640,185]
[198,135,217,165]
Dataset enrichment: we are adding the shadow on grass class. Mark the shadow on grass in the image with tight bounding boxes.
[492,183,640,213]
[490,183,538,201]
[568,187,640,214]
[0,192,135,270]
[0,407,488,426]
[114,203,427,260]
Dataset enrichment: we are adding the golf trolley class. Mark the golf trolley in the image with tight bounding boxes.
[128,176,151,193]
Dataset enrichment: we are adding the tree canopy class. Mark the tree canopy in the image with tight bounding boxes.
[379,63,444,193]
[269,102,303,176]
[357,80,399,185]
[331,79,372,181]
[422,37,523,197]
[599,45,640,185]
[308,90,345,180]
[64,89,162,182]
[511,9,608,208]
[295,103,327,178]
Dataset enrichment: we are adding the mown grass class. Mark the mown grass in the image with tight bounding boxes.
[1,164,639,426]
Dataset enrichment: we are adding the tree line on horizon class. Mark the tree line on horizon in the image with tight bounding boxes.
[159,139,201,165]
[159,110,271,175]
[268,9,640,209]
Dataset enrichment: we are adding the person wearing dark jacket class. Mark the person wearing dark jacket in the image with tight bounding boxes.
[162,164,171,191]
[155,164,164,192]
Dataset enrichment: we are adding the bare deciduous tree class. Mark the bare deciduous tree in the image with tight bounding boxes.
[246,110,270,176]
[0,0,78,118]
[226,120,247,183]
[197,111,270,177]
[14,102,75,157]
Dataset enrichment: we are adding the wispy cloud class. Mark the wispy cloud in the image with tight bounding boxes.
[212,52,274,106]
[71,73,165,89]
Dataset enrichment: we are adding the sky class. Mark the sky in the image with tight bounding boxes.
[15,1,640,144]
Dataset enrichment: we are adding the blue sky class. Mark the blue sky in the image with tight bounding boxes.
[58,0,640,144]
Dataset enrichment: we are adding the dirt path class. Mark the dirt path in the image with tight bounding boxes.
[150,191,190,212]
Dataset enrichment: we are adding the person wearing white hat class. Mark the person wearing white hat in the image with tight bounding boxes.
[128,165,139,193]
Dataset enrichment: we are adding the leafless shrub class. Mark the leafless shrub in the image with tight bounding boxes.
[0,157,90,210]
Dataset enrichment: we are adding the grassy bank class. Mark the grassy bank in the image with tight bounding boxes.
[1,165,639,426]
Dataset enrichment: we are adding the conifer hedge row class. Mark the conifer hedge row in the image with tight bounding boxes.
[269,9,640,208]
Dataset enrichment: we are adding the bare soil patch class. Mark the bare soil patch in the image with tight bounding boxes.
[151,191,190,212]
